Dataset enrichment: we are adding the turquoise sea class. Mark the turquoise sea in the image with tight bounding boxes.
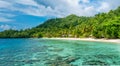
[0,39,120,66]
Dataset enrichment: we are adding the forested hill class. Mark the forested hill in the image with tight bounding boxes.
[0,7,120,39]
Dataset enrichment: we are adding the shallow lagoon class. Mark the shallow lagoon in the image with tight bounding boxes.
[0,38,120,66]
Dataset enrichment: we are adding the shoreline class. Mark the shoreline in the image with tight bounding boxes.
[43,38,120,44]
[0,38,119,44]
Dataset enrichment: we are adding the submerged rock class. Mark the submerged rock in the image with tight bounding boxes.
[50,62,73,66]
[82,60,109,65]
[13,59,41,64]
[65,57,79,63]
[48,47,64,52]
[45,55,78,66]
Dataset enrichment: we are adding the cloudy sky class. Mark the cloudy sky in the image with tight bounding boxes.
[0,0,120,31]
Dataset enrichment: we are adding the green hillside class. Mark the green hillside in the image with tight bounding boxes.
[0,7,120,39]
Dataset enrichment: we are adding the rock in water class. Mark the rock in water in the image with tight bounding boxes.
[82,60,109,65]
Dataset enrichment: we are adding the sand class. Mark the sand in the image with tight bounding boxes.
[43,38,120,44]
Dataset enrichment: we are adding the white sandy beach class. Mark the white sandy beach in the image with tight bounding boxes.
[43,38,120,44]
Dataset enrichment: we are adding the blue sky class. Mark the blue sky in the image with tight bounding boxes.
[0,0,120,31]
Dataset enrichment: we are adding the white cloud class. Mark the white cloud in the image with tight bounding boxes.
[97,2,110,12]
[0,17,13,22]
[0,24,11,30]
[0,13,16,18]
[0,25,11,30]
[81,0,90,3]
[31,0,93,17]
[0,24,16,30]
[104,0,120,9]
[0,0,120,21]
[0,13,15,22]
[13,0,39,6]
[97,0,120,13]
[84,6,96,16]
[0,0,12,8]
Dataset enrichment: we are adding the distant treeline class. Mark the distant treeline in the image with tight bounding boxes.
[0,7,120,39]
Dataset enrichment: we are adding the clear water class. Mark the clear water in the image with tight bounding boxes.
[0,39,120,66]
